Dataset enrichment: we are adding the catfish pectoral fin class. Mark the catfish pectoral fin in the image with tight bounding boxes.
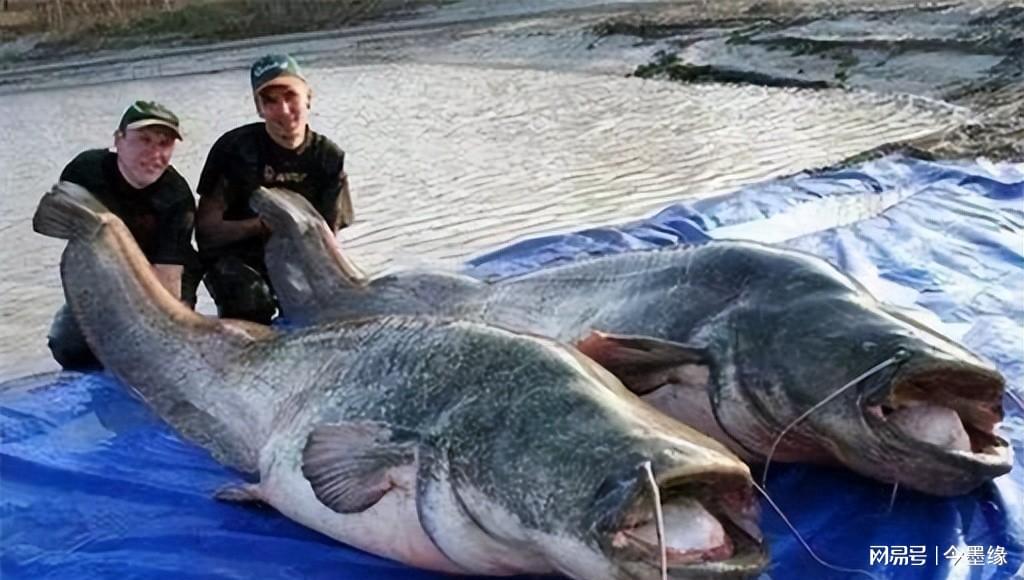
[576,331,710,394]
[302,421,419,514]
[214,482,266,505]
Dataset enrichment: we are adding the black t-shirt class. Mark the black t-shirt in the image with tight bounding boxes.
[60,149,196,266]
[196,123,347,261]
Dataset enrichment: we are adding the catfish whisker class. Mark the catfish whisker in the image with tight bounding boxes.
[753,481,879,580]
[887,482,899,515]
[641,461,668,580]
[762,350,908,487]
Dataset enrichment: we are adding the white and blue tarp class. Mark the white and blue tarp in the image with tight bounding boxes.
[2,154,1022,579]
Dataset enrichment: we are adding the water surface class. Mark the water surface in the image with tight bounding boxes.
[0,60,961,377]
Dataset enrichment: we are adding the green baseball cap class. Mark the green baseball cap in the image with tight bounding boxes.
[250,54,307,94]
[118,100,182,140]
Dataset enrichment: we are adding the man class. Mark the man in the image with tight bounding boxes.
[47,100,201,370]
[196,54,353,324]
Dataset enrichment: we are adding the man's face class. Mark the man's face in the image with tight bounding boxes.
[256,84,310,148]
[113,127,177,188]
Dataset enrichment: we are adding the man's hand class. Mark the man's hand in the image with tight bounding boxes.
[196,189,268,248]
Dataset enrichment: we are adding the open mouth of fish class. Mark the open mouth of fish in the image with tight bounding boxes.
[865,364,1011,468]
[610,474,766,576]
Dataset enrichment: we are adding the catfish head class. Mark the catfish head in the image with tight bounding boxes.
[578,245,1011,496]
[411,341,768,579]
[707,253,1011,496]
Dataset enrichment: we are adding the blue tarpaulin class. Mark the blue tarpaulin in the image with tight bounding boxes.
[2,154,1022,579]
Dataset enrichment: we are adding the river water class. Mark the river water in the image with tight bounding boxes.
[0,3,966,378]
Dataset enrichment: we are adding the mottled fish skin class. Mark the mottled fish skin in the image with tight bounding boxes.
[253,187,1012,496]
[32,182,767,579]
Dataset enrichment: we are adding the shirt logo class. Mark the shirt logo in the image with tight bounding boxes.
[263,164,307,185]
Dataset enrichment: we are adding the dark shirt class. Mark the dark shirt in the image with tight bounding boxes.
[60,149,196,266]
[196,123,347,262]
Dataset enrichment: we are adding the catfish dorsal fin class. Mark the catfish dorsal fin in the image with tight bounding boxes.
[301,421,418,514]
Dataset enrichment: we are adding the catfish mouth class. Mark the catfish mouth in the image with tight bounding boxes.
[864,363,1012,479]
[608,473,766,578]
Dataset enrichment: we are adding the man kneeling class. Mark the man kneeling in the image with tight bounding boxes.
[46,101,201,370]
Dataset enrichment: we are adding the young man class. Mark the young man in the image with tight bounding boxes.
[47,101,201,370]
[196,54,353,324]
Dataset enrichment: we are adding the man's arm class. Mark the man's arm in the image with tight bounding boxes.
[195,135,267,248]
[318,169,354,233]
[152,264,183,299]
[313,142,353,233]
[196,186,268,248]
[145,172,194,302]
[327,171,354,232]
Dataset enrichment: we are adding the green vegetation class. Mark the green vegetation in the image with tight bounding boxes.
[1,0,445,49]
[98,0,435,40]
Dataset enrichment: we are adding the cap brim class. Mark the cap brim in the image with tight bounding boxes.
[124,119,183,140]
[255,75,308,95]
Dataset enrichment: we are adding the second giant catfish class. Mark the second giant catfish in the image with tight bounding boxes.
[252,187,1012,496]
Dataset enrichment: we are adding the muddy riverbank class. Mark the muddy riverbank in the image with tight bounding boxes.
[603,2,1023,159]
